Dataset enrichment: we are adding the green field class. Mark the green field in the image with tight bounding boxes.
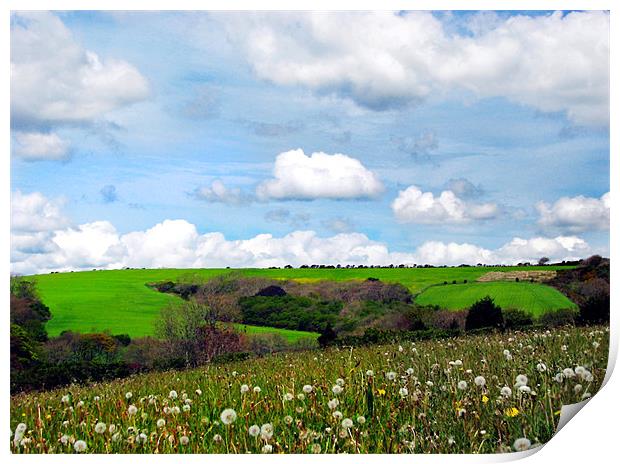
[415,281,577,315]
[28,265,573,338]
[10,326,609,453]
[231,324,319,342]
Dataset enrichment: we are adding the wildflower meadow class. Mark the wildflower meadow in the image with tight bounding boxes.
[10,325,608,454]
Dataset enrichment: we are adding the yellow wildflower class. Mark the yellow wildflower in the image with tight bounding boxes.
[505,407,519,417]
[482,395,489,404]
[377,389,386,396]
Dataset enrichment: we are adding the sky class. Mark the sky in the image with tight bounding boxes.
[9,10,610,274]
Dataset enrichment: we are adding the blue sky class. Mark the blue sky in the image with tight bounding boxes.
[10,11,610,273]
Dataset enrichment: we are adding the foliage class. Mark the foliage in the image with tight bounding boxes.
[503,308,533,330]
[10,326,609,454]
[465,296,504,331]
[537,308,578,327]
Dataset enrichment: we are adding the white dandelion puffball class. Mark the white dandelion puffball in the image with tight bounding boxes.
[284,415,293,425]
[398,345,404,352]
[399,387,409,398]
[332,411,343,420]
[342,418,353,429]
[474,376,486,387]
[60,434,69,445]
[283,393,294,401]
[94,422,106,434]
[125,392,133,400]
[515,374,528,387]
[137,433,148,444]
[260,423,274,440]
[513,437,531,451]
[94,396,100,402]
[253,386,261,394]
[73,440,87,453]
[303,385,313,394]
[128,405,138,415]
[157,419,166,428]
[240,384,249,394]
[262,444,273,453]
[593,341,600,349]
[582,392,592,399]
[519,385,531,394]
[406,368,414,375]
[584,371,594,382]
[563,368,576,378]
[554,373,564,383]
[366,370,374,377]
[171,406,180,415]
[357,416,366,424]
[61,395,70,404]
[220,408,237,425]
[180,435,189,445]
[454,360,463,367]
[575,366,586,376]
[332,385,343,395]
[328,398,339,410]
[503,349,510,356]
[195,389,202,396]
[386,371,397,381]
[426,381,434,387]
[457,380,468,390]
[574,384,583,394]
[248,425,260,437]
[213,434,223,444]
[182,404,191,412]
[536,363,547,373]
[109,424,116,434]
[168,390,177,399]
[336,378,345,387]
[501,386,512,398]
[311,443,322,453]
[297,393,305,401]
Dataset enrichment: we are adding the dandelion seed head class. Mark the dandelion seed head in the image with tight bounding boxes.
[73,440,87,453]
[157,419,166,428]
[94,422,106,434]
[513,437,531,451]
[220,408,237,425]
[536,363,547,372]
[386,371,397,381]
[127,405,138,416]
[240,384,249,394]
[336,378,345,386]
[303,385,313,393]
[332,385,343,395]
[283,393,294,401]
[311,443,321,453]
[341,418,353,428]
[168,390,177,399]
[262,444,273,453]
[253,386,261,394]
[213,434,223,444]
[399,387,409,398]
[125,392,133,400]
[332,411,343,420]
[366,370,374,377]
[180,435,189,445]
[474,376,486,387]
[457,380,468,390]
[248,425,260,437]
[500,386,512,398]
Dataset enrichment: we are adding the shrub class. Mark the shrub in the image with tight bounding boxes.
[465,296,503,331]
[503,308,533,330]
[431,310,467,331]
[318,323,338,348]
[579,293,610,324]
[538,308,578,327]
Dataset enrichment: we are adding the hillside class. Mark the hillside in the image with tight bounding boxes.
[29,266,574,338]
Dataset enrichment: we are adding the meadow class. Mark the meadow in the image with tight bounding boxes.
[10,325,608,454]
[30,266,572,338]
[415,282,576,316]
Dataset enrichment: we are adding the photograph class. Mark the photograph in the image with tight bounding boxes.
[8,7,611,455]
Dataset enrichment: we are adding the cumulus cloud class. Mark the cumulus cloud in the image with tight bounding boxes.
[536,192,610,232]
[392,130,438,159]
[12,131,70,161]
[10,191,597,274]
[226,11,609,126]
[11,191,69,232]
[256,149,384,200]
[11,11,149,129]
[391,185,499,224]
[193,180,253,206]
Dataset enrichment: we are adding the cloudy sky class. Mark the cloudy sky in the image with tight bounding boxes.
[10,10,610,274]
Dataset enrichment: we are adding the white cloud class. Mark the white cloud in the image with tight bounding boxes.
[11,190,69,232]
[11,11,149,127]
[193,180,253,205]
[12,131,70,161]
[391,185,498,224]
[536,193,610,233]
[256,149,384,200]
[226,11,609,126]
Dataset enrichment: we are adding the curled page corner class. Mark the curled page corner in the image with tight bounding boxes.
[555,399,591,433]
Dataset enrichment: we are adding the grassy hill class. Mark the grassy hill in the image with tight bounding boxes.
[28,265,573,338]
[415,281,576,316]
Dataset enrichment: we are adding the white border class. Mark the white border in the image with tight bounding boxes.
[3,1,617,463]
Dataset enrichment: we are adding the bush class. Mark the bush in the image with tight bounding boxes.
[579,293,610,324]
[503,308,533,330]
[538,308,578,327]
[465,296,503,331]
[318,323,337,348]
